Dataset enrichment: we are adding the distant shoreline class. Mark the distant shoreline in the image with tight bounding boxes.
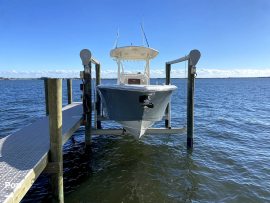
[0,77,269,80]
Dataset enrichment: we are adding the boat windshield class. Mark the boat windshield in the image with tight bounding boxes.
[119,60,146,74]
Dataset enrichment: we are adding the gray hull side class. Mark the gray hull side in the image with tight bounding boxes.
[97,87,173,121]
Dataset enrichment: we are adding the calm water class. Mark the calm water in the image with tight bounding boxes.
[0,78,269,202]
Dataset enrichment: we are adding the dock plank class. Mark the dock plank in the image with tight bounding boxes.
[0,102,82,203]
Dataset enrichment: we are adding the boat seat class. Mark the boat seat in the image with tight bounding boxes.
[128,78,141,84]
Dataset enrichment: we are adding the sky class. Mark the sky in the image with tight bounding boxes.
[0,0,270,78]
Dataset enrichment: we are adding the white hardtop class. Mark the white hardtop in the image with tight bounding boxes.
[110,46,158,60]
[110,46,159,85]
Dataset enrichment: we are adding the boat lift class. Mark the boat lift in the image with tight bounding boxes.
[80,49,201,148]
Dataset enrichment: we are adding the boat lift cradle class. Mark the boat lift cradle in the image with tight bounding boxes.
[80,48,201,148]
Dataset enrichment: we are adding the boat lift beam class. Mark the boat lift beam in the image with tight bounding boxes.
[166,49,201,66]
[91,127,186,136]
[165,49,201,149]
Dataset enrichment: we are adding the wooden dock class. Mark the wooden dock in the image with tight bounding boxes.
[0,102,83,203]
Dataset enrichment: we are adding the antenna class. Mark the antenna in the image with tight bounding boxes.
[141,23,145,46]
[140,23,149,47]
[113,28,120,48]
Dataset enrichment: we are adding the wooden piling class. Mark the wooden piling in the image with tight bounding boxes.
[48,79,64,203]
[95,64,102,129]
[84,63,92,145]
[80,49,93,146]
[67,79,72,104]
[164,50,200,149]
[44,78,49,116]
[165,63,171,128]
[187,60,195,148]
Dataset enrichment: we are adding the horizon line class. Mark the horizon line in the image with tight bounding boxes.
[1,68,270,79]
[1,76,269,80]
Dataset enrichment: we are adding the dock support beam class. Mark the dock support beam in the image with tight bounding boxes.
[165,63,171,128]
[48,79,64,203]
[95,63,102,129]
[67,79,72,104]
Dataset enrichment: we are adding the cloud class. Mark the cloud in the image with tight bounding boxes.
[197,68,270,78]
[0,68,270,78]
[0,70,81,78]
[151,68,270,78]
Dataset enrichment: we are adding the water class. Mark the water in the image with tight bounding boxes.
[0,78,269,202]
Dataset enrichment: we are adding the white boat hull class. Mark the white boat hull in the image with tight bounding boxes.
[119,120,155,138]
[97,84,177,138]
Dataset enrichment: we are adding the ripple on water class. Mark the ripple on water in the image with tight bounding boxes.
[1,79,269,202]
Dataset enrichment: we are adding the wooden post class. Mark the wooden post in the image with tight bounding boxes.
[48,79,64,203]
[187,60,195,148]
[165,63,171,128]
[67,79,72,104]
[80,49,92,146]
[44,78,49,116]
[84,62,92,145]
[95,63,102,129]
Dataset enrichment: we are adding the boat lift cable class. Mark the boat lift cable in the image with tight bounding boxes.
[140,23,149,47]
[113,28,120,48]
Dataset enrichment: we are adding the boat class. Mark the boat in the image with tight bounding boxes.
[97,46,177,138]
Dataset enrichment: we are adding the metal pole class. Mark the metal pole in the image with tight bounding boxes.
[95,64,102,129]
[44,78,49,116]
[166,55,190,65]
[48,79,64,203]
[67,79,72,104]
[187,60,195,148]
[165,63,171,128]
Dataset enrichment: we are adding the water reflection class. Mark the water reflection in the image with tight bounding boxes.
[63,134,199,203]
